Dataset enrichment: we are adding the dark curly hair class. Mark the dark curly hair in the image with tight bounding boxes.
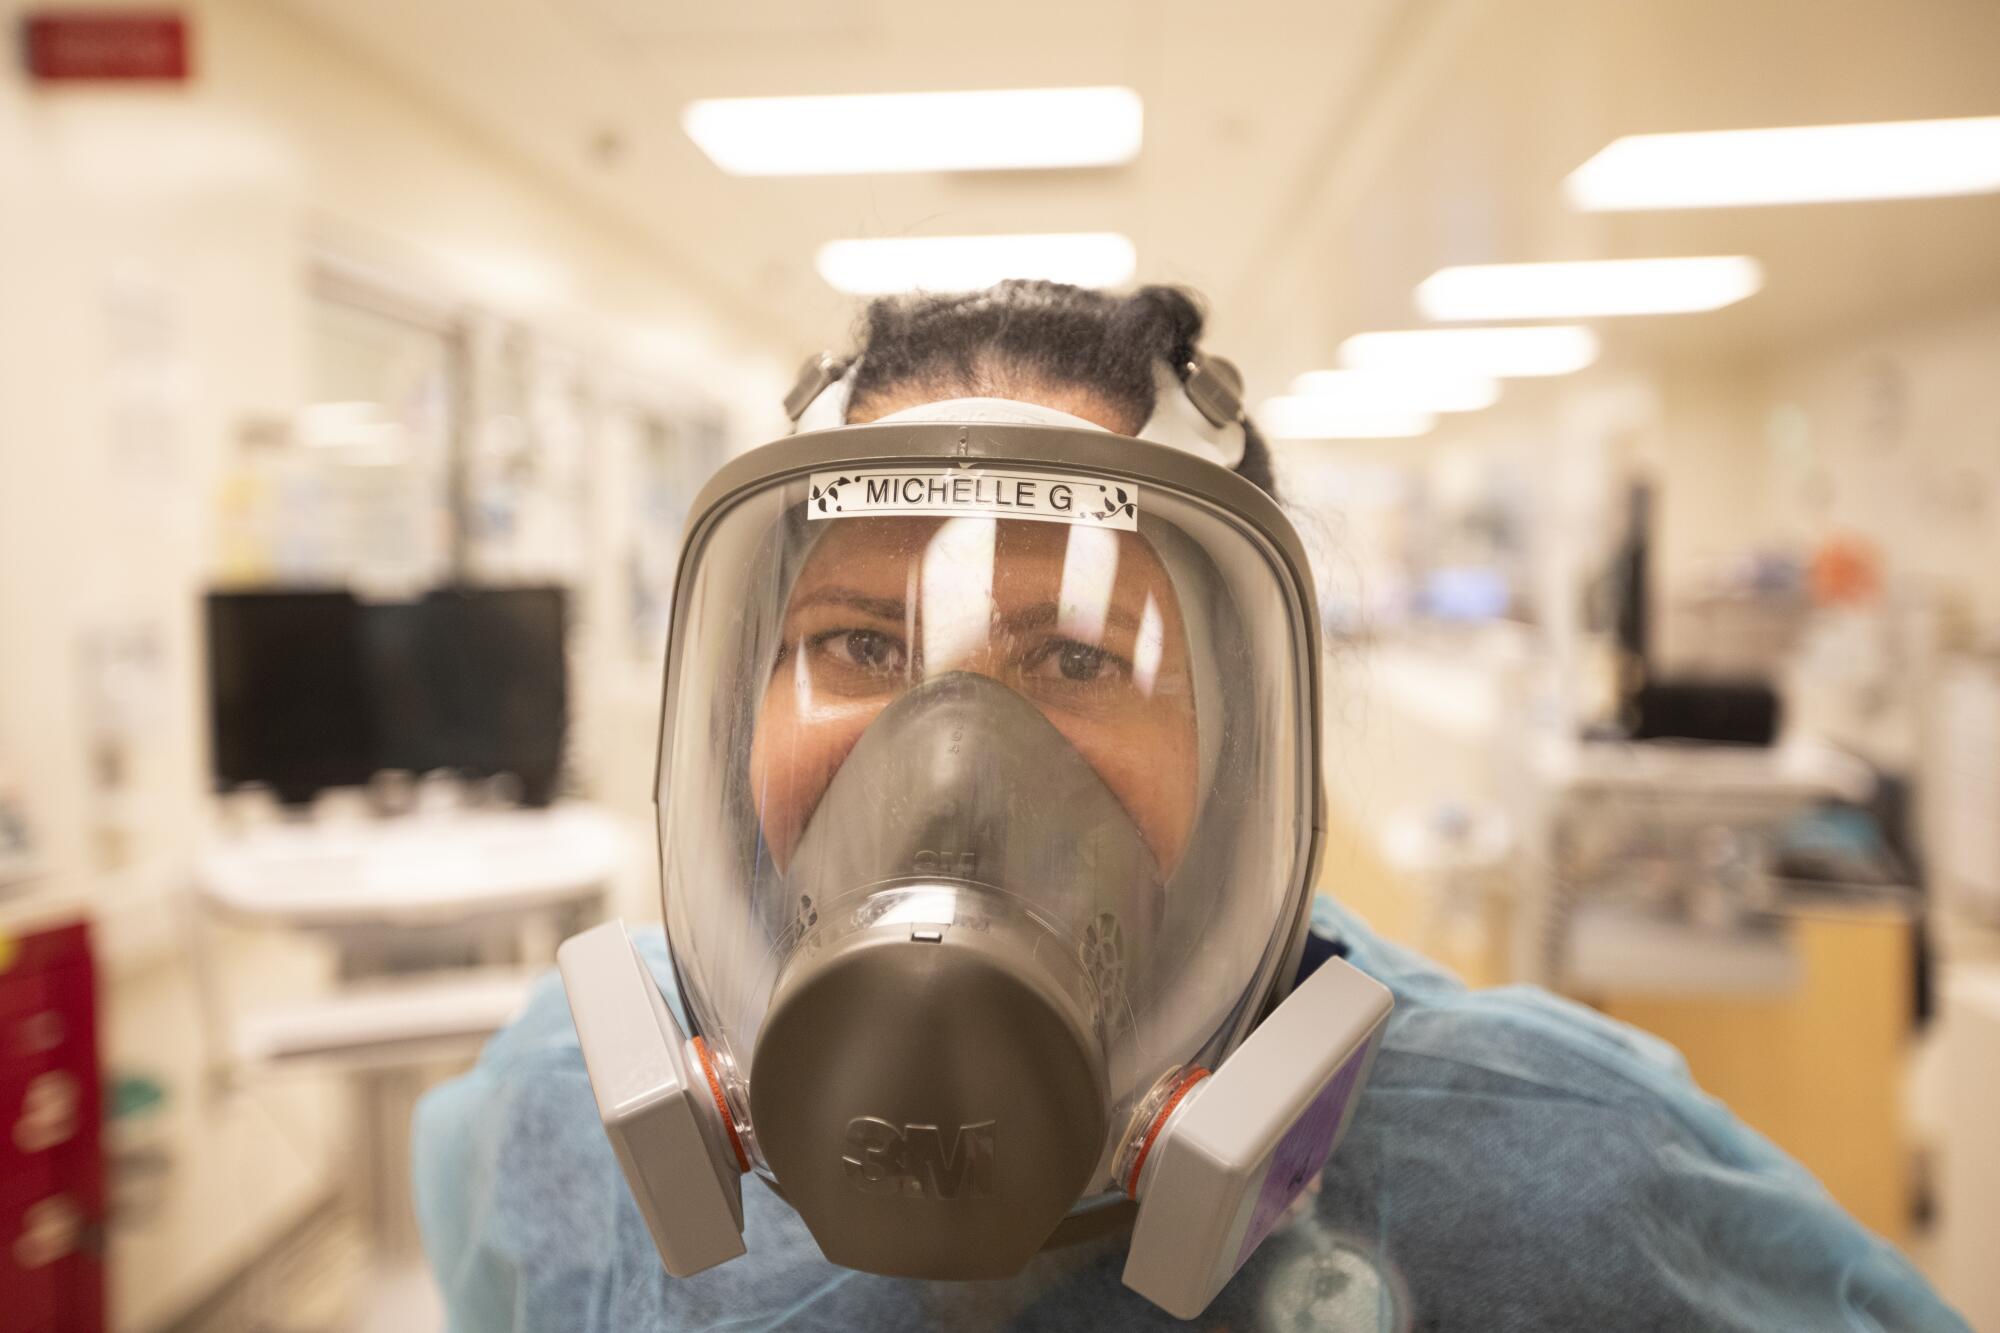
[841,281,1277,497]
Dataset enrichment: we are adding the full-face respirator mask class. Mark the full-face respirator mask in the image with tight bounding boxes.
[558,350,1392,1319]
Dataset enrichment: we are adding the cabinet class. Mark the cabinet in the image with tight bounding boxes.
[0,919,104,1333]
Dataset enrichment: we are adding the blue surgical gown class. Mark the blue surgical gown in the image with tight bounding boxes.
[412,897,1969,1331]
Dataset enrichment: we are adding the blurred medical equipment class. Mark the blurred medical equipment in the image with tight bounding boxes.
[1381,802,1516,984]
[1629,679,1782,746]
[1517,737,1890,992]
[194,800,623,1258]
[1594,481,1801,746]
[205,585,569,807]
[1659,583,1810,683]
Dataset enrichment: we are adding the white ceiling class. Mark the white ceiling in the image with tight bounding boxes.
[1223,0,2000,386]
[274,0,2000,398]
[273,0,1407,360]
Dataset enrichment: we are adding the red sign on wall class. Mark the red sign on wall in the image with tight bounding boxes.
[21,11,190,83]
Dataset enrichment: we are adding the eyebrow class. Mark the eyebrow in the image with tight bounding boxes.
[1003,601,1142,637]
[790,587,906,620]
[788,589,1145,638]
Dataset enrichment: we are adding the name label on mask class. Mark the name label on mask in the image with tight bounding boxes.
[807,468,1139,531]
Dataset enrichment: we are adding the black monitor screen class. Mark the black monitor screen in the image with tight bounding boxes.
[206,586,568,805]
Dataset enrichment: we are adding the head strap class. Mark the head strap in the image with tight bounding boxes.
[785,347,1248,469]
[1140,353,1247,468]
[785,352,851,433]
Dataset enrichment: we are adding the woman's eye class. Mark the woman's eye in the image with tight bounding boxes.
[1057,642,1110,681]
[814,628,904,673]
[1028,639,1120,684]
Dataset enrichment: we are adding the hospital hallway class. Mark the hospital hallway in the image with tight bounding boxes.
[3,1,2000,1329]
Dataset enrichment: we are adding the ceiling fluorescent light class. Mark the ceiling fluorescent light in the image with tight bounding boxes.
[1260,397,1436,440]
[816,233,1137,295]
[1416,257,1763,320]
[1288,369,1501,414]
[683,86,1143,176]
[1339,327,1599,378]
[1566,117,2000,210]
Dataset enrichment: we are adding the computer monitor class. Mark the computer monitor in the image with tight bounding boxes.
[205,586,568,806]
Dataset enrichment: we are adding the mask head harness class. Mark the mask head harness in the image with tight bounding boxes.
[784,348,1249,470]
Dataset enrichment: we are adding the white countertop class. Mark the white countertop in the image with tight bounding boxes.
[198,803,625,927]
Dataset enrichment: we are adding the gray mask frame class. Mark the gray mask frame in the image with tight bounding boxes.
[652,418,1330,1259]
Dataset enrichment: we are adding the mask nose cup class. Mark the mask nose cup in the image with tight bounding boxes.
[786,670,1165,990]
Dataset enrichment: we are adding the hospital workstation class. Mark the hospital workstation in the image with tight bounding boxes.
[2,1,1997,1330]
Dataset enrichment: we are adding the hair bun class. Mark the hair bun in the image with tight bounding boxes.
[835,278,1273,499]
[1127,285,1207,368]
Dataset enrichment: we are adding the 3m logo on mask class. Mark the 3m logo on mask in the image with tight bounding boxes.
[842,1117,996,1200]
[912,848,977,877]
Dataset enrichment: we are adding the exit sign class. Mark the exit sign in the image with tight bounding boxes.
[21,11,190,82]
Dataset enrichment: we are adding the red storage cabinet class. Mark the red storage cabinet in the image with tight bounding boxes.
[0,921,104,1333]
